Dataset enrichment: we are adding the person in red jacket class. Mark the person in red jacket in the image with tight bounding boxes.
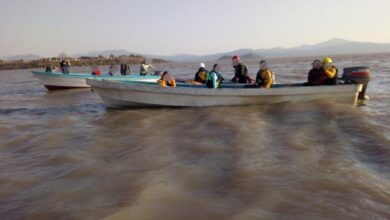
[91,66,101,76]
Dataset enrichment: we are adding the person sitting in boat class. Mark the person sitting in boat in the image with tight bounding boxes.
[256,60,273,88]
[307,59,325,86]
[193,63,209,84]
[45,66,55,73]
[206,64,224,88]
[321,57,338,85]
[158,71,176,87]
[108,64,119,76]
[231,55,253,83]
[91,66,101,76]
[140,61,154,76]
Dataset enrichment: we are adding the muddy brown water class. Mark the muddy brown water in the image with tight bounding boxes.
[0,54,389,220]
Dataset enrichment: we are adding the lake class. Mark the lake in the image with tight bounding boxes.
[0,53,389,220]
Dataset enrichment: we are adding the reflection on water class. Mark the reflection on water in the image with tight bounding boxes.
[0,54,389,220]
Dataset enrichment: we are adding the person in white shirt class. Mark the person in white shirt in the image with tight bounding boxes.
[140,61,154,76]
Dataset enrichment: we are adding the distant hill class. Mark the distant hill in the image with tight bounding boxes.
[4,38,390,62]
[1,54,42,61]
[72,50,141,58]
[159,38,390,61]
[253,38,390,57]
[217,52,263,61]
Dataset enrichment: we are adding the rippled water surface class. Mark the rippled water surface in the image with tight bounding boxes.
[0,54,389,220]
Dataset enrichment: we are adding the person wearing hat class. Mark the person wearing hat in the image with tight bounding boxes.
[231,55,250,83]
[194,62,209,84]
[256,60,273,88]
[322,57,338,85]
[307,59,325,85]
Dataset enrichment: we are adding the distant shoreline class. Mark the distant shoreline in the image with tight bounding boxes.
[0,55,165,71]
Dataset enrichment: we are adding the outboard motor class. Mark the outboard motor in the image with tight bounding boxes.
[341,66,370,99]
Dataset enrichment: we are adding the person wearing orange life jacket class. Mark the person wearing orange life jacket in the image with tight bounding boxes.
[157,71,176,87]
[322,57,338,85]
[256,60,273,88]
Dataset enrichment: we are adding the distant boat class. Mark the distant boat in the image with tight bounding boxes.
[86,79,364,108]
[31,70,160,90]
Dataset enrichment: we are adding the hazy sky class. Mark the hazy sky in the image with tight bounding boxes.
[1,0,390,57]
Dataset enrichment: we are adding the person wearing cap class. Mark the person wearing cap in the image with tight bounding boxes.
[307,59,325,86]
[256,60,273,88]
[231,55,250,83]
[194,63,209,84]
[322,57,338,85]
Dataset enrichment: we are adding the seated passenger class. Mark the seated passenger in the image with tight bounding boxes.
[256,60,273,88]
[91,66,101,76]
[231,55,252,83]
[322,57,338,85]
[194,63,209,84]
[158,71,176,87]
[45,66,53,72]
[307,59,325,85]
[206,64,224,88]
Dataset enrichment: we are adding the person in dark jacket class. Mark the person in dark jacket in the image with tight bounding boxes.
[194,63,209,84]
[231,55,251,83]
[120,63,130,75]
[59,59,65,73]
[307,59,325,85]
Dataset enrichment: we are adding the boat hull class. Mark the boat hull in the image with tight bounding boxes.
[32,71,159,90]
[86,79,363,108]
